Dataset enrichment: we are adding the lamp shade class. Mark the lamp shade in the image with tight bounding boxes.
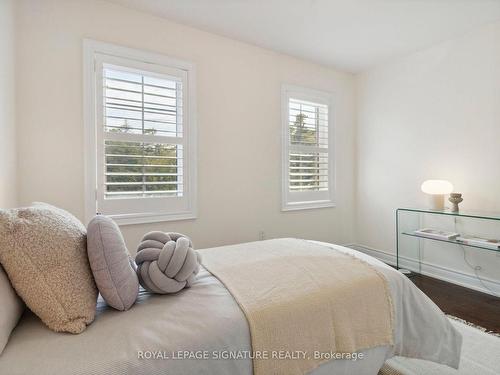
[421,180,453,195]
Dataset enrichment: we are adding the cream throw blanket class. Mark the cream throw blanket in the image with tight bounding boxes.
[201,238,394,375]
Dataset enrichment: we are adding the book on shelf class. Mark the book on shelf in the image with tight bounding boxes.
[456,235,500,250]
[413,228,460,240]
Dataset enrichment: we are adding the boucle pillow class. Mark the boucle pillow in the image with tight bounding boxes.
[0,203,97,334]
[0,265,24,354]
[87,215,139,311]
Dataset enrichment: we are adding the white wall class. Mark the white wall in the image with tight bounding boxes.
[356,22,500,292]
[15,0,356,250]
[0,0,17,208]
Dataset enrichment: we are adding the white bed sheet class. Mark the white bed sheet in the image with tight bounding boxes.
[0,241,461,375]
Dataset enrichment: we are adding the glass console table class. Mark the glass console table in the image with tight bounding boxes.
[396,208,500,274]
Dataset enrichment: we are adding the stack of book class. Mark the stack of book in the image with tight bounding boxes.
[412,228,500,250]
[456,235,500,250]
[413,228,460,240]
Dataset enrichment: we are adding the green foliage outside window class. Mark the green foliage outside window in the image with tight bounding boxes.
[105,123,180,197]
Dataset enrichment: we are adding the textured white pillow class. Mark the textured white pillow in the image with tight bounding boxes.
[0,265,24,354]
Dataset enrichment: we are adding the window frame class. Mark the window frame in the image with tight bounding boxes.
[281,84,336,211]
[83,40,197,225]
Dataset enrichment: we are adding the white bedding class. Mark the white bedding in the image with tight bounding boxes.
[0,241,461,375]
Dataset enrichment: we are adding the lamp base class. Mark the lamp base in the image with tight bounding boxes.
[427,194,445,210]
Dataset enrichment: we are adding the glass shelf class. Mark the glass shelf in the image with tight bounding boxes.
[397,207,500,221]
[396,207,500,273]
[401,232,500,253]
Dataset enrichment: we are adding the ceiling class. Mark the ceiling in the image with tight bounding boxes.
[107,0,500,72]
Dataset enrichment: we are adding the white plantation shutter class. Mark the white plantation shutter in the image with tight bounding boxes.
[84,41,196,224]
[101,64,184,199]
[282,85,335,210]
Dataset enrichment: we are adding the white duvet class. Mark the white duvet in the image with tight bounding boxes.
[0,241,461,375]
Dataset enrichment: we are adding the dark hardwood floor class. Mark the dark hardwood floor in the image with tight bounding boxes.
[406,272,500,333]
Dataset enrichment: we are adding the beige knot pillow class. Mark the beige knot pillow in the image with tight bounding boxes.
[0,203,97,334]
[135,232,201,294]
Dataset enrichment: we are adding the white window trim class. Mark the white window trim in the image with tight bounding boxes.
[83,39,197,225]
[281,84,336,211]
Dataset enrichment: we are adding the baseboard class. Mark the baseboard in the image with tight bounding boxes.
[349,243,500,297]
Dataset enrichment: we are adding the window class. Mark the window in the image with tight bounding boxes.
[84,40,196,224]
[281,85,335,210]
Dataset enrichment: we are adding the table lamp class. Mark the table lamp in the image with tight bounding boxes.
[421,180,453,210]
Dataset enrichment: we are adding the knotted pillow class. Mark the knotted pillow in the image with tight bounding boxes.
[135,232,201,294]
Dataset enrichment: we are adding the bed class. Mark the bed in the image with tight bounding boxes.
[0,241,461,375]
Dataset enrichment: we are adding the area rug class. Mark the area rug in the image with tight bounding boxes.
[378,316,500,375]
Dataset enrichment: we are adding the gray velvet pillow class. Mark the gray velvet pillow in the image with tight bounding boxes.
[87,215,139,311]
